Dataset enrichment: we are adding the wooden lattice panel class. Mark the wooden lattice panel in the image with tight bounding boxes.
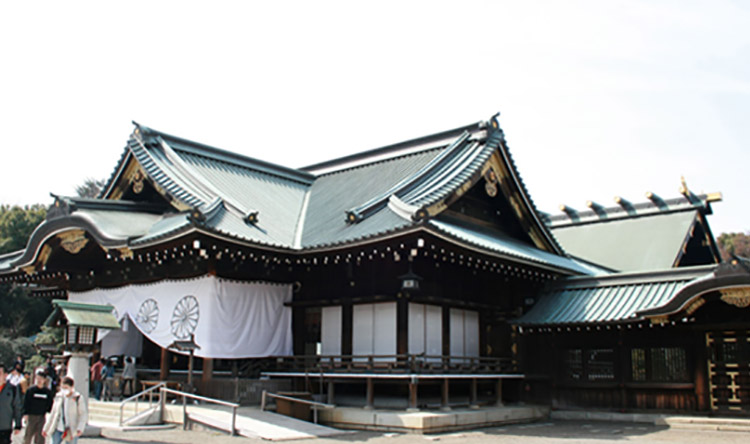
[706,331,750,413]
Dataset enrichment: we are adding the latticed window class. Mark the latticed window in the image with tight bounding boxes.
[78,326,96,345]
[631,348,647,381]
[564,348,615,381]
[631,347,689,382]
[564,349,583,380]
[65,326,77,344]
[586,348,615,381]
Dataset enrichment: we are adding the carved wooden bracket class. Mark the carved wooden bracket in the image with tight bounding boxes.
[720,287,750,308]
[58,230,88,254]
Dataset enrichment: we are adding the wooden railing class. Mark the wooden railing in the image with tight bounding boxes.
[271,354,515,374]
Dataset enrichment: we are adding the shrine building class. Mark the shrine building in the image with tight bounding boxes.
[1,113,748,417]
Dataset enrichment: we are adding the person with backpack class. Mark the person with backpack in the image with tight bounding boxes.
[0,364,23,444]
[42,376,87,444]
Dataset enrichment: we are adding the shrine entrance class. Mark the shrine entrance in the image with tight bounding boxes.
[706,330,750,413]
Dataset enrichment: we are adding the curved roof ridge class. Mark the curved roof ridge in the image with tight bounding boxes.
[302,121,487,175]
[135,122,315,185]
[344,131,475,224]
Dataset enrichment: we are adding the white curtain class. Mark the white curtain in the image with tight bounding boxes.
[70,276,293,359]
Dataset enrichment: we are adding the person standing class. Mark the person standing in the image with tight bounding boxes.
[89,358,104,401]
[0,364,23,444]
[101,360,115,401]
[23,370,53,444]
[45,359,57,392]
[6,364,27,394]
[121,357,136,397]
[42,376,87,444]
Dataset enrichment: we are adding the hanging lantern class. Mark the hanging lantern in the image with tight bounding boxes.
[398,263,423,292]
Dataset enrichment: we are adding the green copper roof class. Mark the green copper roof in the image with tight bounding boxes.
[515,265,715,325]
[2,115,597,277]
[427,217,606,275]
[47,300,121,329]
[551,211,699,272]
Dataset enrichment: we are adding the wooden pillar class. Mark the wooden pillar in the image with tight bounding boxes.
[327,380,335,405]
[342,302,353,357]
[160,347,171,380]
[397,298,409,356]
[201,358,214,395]
[694,330,709,411]
[365,378,374,410]
[470,378,479,409]
[408,378,418,411]
[441,378,451,411]
[496,378,504,406]
[618,330,628,411]
[187,350,195,388]
[442,306,451,358]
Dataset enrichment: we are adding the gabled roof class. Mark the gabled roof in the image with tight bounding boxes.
[545,192,721,272]
[46,299,120,329]
[2,114,592,277]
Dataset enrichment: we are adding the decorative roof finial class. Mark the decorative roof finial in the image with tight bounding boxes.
[679,176,689,196]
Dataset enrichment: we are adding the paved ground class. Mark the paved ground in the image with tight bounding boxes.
[16,420,747,444]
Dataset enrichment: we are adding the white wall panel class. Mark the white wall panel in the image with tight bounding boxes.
[425,304,443,357]
[464,310,479,357]
[408,303,426,354]
[352,304,374,356]
[450,308,465,357]
[409,303,443,358]
[374,302,397,357]
[321,306,342,356]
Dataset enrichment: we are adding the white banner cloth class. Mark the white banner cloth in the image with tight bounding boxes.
[70,276,292,359]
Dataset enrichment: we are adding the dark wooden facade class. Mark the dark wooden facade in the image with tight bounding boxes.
[521,288,750,415]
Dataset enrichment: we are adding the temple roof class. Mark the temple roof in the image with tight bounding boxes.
[515,265,716,326]
[1,114,591,277]
[545,191,721,272]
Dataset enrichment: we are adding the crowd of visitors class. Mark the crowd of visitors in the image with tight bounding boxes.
[0,355,137,444]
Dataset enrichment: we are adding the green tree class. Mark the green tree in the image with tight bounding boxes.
[75,178,106,199]
[0,204,46,254]
[0,204,51,339]
[0,338,13,368]
[717,232,750,261]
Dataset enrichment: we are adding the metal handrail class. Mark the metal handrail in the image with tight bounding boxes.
[119,382,165,426]
[160,387,240,436]
[260,390,334,424]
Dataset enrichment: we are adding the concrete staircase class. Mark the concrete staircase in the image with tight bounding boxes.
[88,400,163,428]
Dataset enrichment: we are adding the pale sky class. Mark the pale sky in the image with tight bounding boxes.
[1,1,748,235]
